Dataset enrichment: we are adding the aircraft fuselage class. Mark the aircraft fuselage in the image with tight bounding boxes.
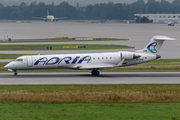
[4,51,157,71]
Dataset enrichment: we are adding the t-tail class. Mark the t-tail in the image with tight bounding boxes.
[47,9,49,16]
[136,35,176,54]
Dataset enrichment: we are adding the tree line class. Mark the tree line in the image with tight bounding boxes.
[0,0,180,20]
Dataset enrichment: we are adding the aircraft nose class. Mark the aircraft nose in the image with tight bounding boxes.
[4,63,16,69]
[4,64,10,69]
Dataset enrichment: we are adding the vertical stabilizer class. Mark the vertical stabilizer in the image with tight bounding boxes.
[136,36,176,54]
[47,9,49,16]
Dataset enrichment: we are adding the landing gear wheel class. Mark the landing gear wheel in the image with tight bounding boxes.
[91,70,100,76]
[14,72,17,76]
[14,70,17,76]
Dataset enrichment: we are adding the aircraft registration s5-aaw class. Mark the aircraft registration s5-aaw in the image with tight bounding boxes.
[4,35,176,76]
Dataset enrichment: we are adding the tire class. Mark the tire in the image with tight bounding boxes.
[91,70,100,76]
[14,72,17,76]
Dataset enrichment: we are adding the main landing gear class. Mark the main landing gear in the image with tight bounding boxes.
[14,70,17,76]
[91,70,100,76]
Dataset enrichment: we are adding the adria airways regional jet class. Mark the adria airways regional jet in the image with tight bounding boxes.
[4,36,176,76]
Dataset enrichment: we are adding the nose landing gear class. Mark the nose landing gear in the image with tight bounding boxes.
[14,70,17,76]
[91,70,100,76]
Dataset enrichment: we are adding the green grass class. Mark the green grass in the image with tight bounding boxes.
[0,54,36,59]
[1,85,180,119]
[0,85,180,120]
[0,103,180,120]
[0,38,129,43]
[1,84,180,103]
[0,44,134,50]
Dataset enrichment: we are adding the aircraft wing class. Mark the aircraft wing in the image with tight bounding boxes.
[77,64,117,70]
[32,17,46,19]
[72,59,124,70]
[56,17,67,19]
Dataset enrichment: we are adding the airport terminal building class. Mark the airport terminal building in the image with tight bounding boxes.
[134,14,180,23]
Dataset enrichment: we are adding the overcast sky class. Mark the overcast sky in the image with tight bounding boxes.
[0,0,174,6]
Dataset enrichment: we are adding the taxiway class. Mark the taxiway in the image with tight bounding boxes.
[0,72,180,85]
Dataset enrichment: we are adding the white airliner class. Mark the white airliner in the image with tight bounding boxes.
[4,35,176,76]
[33,10,66,22]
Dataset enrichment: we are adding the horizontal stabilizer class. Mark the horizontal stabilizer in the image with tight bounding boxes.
[153,36,176,41]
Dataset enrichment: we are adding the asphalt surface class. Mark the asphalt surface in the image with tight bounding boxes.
[0,22,180,59]
[0,72,180,85]
[1,21,180,40]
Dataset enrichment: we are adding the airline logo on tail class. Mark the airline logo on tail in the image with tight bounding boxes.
[147,42,157,53]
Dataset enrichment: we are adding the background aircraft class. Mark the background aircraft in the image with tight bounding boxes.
[168,21,175,26]
[4,36,176,76]
[33,10,67,22]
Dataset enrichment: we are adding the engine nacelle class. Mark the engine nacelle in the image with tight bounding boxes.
[121,52,140,59]
[44,19,47,22]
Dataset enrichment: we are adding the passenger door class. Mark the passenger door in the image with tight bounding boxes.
[27,56,33,67]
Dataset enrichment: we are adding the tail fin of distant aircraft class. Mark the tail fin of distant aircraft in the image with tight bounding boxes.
[136,35,176,54]
[47,9,49,16]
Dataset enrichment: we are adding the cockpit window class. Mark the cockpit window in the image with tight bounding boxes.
[13,59,23,61]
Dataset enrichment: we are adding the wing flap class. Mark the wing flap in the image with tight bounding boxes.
[79,64,116,70]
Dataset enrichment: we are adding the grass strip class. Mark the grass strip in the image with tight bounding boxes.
[0,54,36,59]
[1,84,180,103]
[1,59,180,72]
[0,44,134,50]
[0,38,129,43]
[0,103,180,120]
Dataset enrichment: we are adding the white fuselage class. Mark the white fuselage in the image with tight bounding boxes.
[4,51,157,71]
[46,15,55,21]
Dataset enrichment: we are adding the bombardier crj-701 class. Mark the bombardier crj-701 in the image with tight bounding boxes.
[4,36,176,76]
